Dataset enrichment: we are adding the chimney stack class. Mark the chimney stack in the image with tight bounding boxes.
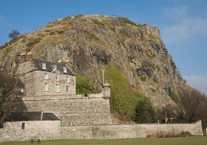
[20,52,33,63]
[26,52,33,61]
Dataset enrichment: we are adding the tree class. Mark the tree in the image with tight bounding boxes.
[0,71,24,126]
[8,30,20,40]
[135,98,155,123]
[76,75,93,94]
[178,87,207,128]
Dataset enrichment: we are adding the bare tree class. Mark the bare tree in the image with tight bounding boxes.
[177,87,207,128]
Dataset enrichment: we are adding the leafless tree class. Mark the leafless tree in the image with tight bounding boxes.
[178,87,207,128]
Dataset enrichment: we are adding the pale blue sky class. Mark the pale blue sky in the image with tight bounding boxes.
[0,0,207,94]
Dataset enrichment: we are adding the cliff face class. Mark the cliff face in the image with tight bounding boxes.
[0,15,186,110]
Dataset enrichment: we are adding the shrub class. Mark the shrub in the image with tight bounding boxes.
[26,37,42,47]
[62,16,71,21]
[58,31,65,34]
[140,76,147,82]
[74,14,84,18]
[148,34,157,41]
[26,41,35,47]
[49,31,56,35]
[118,17,137,26]
[135,98,155,123]
[87,32,99,41]
[3,46,12,59]
[147,131,191,138]
[169,90,178,103]
[91,19,105,27]
[0,43,8,50]
[25,47,32,52]
[76,75,93,94]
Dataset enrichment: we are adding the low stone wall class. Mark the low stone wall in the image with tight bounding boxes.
[0,121,203,142]
[61,121,203,139]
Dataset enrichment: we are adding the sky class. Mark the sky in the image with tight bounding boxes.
[0,0,207,95]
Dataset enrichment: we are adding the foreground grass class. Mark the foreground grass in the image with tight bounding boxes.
[0,136,206,145]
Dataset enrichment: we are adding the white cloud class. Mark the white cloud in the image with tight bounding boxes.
[184,75,207,95]
[164,6,188,21]
[163,21,189,44]
[162,6,207,45]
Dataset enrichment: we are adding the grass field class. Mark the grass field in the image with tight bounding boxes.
[0,136,206,145]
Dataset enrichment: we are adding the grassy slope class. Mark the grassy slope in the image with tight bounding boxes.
[104,65,154,122]
[0,137,206,145]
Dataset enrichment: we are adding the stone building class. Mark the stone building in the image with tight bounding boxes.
[16,53,76,96]
[3,53,112,126]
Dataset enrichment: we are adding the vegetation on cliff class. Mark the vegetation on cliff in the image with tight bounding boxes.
[76,75,94,94]
[105,65,155,123]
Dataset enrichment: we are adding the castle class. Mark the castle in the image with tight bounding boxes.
[4,53,112,126]
[0,53,203,141]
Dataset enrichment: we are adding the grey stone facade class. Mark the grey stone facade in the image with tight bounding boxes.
[16,56,76,96]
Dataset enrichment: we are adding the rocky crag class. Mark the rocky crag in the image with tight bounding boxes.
[0,15,195,121]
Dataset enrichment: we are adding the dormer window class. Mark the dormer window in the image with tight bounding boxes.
[63,67,67,73]
[53,65,57,71]
[42,63,46,69]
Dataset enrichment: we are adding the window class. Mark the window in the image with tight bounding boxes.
[45,83,48,92]
[56,75,60,81]
[63,67,67,73]
[53,65,57,71]
[21,122,25,129]
[66,86,69,92]
[44,73,48,79]
[55,84,60,92]
[66,76,69,83]
[42,63,46,69]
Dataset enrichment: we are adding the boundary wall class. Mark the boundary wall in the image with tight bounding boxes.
[0,120,203,142]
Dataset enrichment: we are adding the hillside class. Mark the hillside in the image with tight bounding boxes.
[0,15,206,124]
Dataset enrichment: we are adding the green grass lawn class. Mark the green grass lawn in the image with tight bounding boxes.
[0,136,206,145]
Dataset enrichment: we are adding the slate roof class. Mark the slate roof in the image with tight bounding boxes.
[32,59,75,76]
[4,112,60,121]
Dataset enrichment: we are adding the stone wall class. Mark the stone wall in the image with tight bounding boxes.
[0,120,61,142]
[61,121,203,139]
[0,121,203,142]
[5,94,112,126]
